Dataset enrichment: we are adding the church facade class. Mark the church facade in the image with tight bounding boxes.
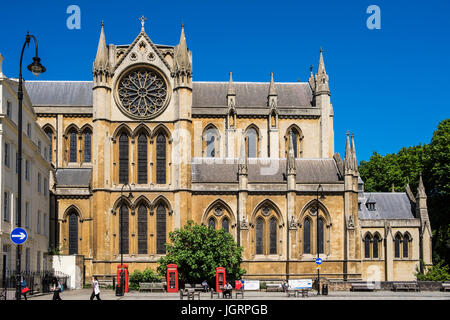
[25,19,432,283]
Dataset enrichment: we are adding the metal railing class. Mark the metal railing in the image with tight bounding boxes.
[1,270,70,300]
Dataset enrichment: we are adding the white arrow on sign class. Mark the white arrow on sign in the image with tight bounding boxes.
[11,233,26,240]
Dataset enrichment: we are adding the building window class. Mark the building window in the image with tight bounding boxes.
[255,217,264,255]
[37,173,41,193]
[4,143,10,167]
[69,130,77,162]
[44,127,54,163]
[269,217,277,255]
[137,204,148,254]
[373,234,380,258]
[208,217,216,229]
[68,210,79,254]
[27,123,31,137]
[156,134,166,184]
[367,202,376,211]
[37,211,41,234]
[44,178,48,197]
[246,127,258,158]
[6,101,12,118]
[119,204,129,255]
[204,126,219,158]
[318,217,325,254]
[403,234,410,258]
[394,234,401,258]
[137,134,148,184]
[37,251,41,273]
[25,248,30,272]
[43,214,47,236]
[222,217,229,233]
[15,197,19,226]
[119,133,129,184]
[364,234,371,259]
[84,130,92,163]
[285,126,303,158]
[303,218,311,254]
[156,204,166,254]
[25,202,30,228]
[3,192,9,222]
[25,160,30,181]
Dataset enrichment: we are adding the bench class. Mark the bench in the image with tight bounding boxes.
[266,282,283,292]
[185,284,204,292]
[235,287,244,299]
[392,282,420,292]
[350,282,376,291]
[286,288,298,297]
[139,282,165,292]
[180,288,200,300]
[210,288,221,299]
[442,281,450,292]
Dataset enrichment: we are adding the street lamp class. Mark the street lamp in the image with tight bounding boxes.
[115,183,133,296]
[316,184,325,295]
[15,32,46,300]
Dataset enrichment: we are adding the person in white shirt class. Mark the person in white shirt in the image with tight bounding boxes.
[90,276,101,300]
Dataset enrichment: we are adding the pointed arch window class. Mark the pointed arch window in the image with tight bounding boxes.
[137,134,148,184]
[69,130,77,162]
[287,127,302,158]
[255,217,264,255]
[119,204,129,254]
[44,127,54,162]
[68,211,78,255]
[364,234,371,259]
[373,234,380,258]
[318,217,324,254]
[403,234,410,258]
[156,134,167,184]
[208,217,216,229]
[269,217,277,255]
[222,217,229,233]
[303,218,311,254]
[205,128,217,158]
[156,204,166,254]
[84,129,92,163]
[137,204,148,254]
[119,133,129,184]
[394,234,401,258]
[246,127,258,158]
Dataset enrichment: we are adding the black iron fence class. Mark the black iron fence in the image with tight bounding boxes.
[1,270,70,300]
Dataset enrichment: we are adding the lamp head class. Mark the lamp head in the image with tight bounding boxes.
[27,56,46,76]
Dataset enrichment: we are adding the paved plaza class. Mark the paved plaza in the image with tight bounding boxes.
[26,288,450,300]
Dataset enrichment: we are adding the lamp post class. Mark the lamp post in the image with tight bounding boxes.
[15,32,46,300]
[116,183,133,296]
[316,184,325,295]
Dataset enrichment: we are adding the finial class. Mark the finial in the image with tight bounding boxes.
[101,20,104,27]
[320,47,323,53]
[310,65,313,72]
[181,21,184,29]
[139,15,147,31]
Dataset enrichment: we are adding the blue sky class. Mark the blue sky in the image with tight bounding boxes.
[1,0,449,162]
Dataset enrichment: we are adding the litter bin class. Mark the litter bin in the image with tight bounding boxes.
[322,283,328,295]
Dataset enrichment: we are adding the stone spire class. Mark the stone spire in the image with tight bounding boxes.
[93,21,111,84]
[315,48,329,94]
[417,174,426,198]
[174,22,192,80]
[268,72,277,107]
[351,133,358,173]
[308,64,315,91]
[94,21,109,70]
[344,131,354,172]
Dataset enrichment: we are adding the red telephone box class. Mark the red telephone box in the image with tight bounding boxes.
[166,264,179,293]
[216,267,226,292]
[116,264,129,293]
[235,280,243,290]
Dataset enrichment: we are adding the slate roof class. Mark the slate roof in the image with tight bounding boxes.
[24,81,313,111]
[25,81,93,106]
[55,168,92,187]
[192,158,342,183]
[358,192,416,220]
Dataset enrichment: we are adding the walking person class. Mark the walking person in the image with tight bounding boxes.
[51,277,62,300]
[90,276,101,300]
[20,277,30,300]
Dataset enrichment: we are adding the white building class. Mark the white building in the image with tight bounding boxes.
[0,53,52,278]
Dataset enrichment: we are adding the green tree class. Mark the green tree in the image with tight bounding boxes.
[157,220,246,286]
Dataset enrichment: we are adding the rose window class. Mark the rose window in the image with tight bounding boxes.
[117,68,169,119]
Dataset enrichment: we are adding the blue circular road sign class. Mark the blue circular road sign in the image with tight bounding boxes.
[315,258,323,265]
[10,227,28,245]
